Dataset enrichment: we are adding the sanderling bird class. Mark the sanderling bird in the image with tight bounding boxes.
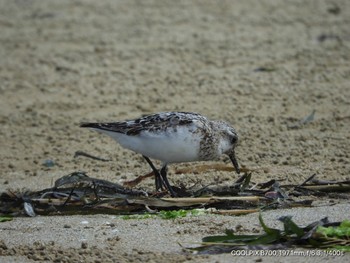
[81,112,240,196]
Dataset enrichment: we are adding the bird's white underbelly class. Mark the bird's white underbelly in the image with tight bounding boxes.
[101,128,202,164]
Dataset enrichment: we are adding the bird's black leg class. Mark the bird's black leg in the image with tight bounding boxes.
[160,165,177,197]
[142,155,163,191]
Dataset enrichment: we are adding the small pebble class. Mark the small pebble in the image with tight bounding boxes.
[42,159,55,167]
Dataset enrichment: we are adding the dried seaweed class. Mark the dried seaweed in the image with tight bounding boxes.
[1,171,349,217]
[0,172,263,217]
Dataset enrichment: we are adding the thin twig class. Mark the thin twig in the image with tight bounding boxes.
[74,151,111,162]
[209,208,260,216]
[123,171,154,188]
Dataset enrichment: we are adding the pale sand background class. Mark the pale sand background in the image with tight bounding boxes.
[0,0,349,262]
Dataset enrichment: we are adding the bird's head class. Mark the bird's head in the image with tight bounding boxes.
[215,121,240,174]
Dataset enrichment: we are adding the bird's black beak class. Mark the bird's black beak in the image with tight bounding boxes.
[228,150,240,174]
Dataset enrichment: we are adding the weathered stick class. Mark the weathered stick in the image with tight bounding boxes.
[209,208,260,215]
[297,184,350,192]
[161,196,260,203]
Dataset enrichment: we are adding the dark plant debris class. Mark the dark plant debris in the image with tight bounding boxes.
[0,171,349,217]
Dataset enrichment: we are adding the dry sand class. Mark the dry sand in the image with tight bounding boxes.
[0,0,349,262]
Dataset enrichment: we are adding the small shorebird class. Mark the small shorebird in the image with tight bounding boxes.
[81,112,240,196]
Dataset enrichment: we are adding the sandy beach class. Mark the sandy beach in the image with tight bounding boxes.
[0,0,349,262]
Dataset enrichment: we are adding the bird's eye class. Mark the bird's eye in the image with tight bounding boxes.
[231,136,237,144]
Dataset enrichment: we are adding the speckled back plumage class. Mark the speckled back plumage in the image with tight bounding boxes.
[81,112,209,136]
